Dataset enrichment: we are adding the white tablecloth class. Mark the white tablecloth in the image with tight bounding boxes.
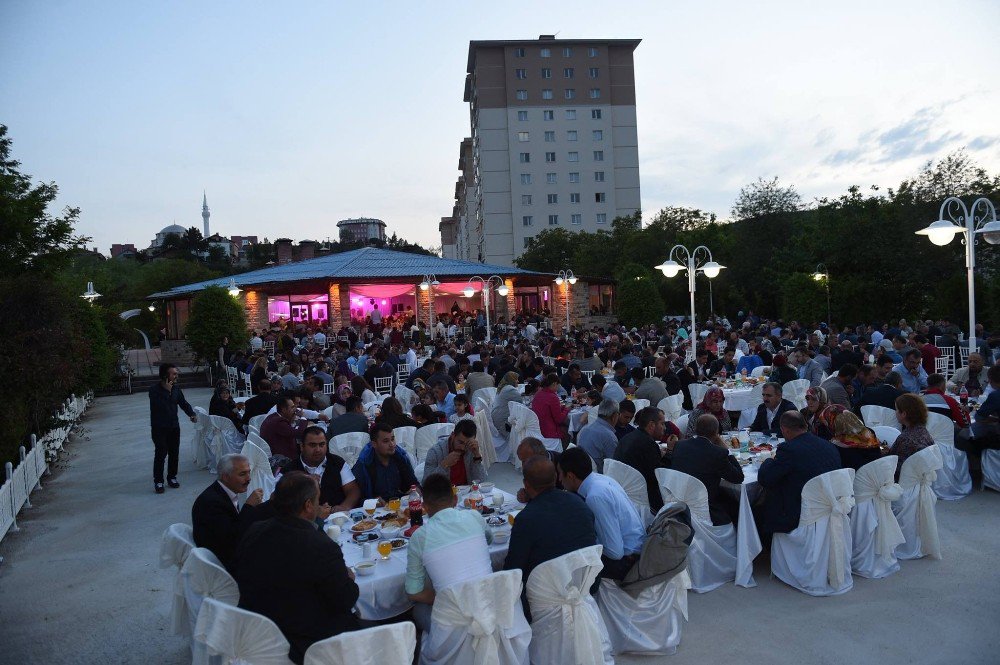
[721,442,780,588]
[720,387,757,412]
[568,408,588,434]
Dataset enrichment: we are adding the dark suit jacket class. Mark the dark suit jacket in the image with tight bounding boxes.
[669,436,745,525]
[191,481,259,571]
[234,517,359,664]
[858,384,905,411]
[756,432,841,534]
[242,393,279,425]
[614,429,668,513]
[283,453,350,507]
[749,399,797,435]
[325,412,370,439]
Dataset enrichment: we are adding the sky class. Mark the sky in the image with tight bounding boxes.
[2,1,998,255]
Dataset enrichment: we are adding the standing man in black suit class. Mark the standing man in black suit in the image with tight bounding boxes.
[233,472,359,664]
[755,411,840,537]
[749,382,797,435]
[148,363,197,494]
[283,426,360,516]
[191,453,263,571]
[670,415,744,525]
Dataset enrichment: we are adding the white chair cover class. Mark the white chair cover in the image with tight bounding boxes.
[770,469,855,596]
[892,445,943,560]
[872,426,900,446]
[304,621,416,665]
[861,405,901,430]
[687,383,709,407]
[673,414,689,436]
[526,545,613,665]
[248,413,268,432]
[422,569,531,665]
[782,379,811,409]
[596,569,690,656]
[631,398,650,412]
[191,407,212,469]
[161,523,196,636]
[983,449,1000,492]
[394,384,417,414]
[471,387,498,412]
[248,431,272,457]
[194,597,293,665]
[507,402,544,470]
[392,425,417,459]
[413,423,454,463]
[657,394,683,422]
[750,365,771,378]
[210,415,246,458]
[851,456,904,579]
[654,468,737,593]
[240,440,277,501]
[736,384,765,428]
[179,546,240,661]
[603,459,652,527]
[926,412,972,500]
[471,409,497,473]
[330,432,369,467]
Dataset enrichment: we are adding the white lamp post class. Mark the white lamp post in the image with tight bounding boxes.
[463,275,508,342]
[226,277,242,297]
[812,263,831,324]
[554,269,578,336]
[419,273,440,339]
[81,281,101,305]
[915,196,1000,352]
[655,245,724,355]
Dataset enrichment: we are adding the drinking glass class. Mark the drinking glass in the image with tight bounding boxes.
[387,498,401,513]
[377,541,392,560]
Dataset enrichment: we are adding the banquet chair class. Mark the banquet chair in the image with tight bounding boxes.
[603,459,653,527]
[672,414,689,436]
[926,412,972,500]
[872,426,900,446]
[526,545,614,665]
[737,383,765,429]
[471,386,498,411]
[413,423,455,478]
[782,379,811,410]
[892,445,944,560]
[654,468,737,592]
[179,547,240,663]
[983,449,1000,492]
[959,347,970,367]
[304,621,416,665]
[934,356,950,380]
[240,440,277,501]
[392,426,417,459]
[322,382,335,396]
[687,383,709,408]
[507,403,546,468]
[160,523,196,636]
[851,456,904,579]
[248,431,272,458]
[374,376,393,397]
[330,432,369,467]
[394,384,417,414]
[396,363,411,387]
[770,468,855,596]
[247,413,268,433]
[471,409,498,473]
[421,570,531,665]
[657,394,684,422]
[194,597,293,665]
[191,407,213,470]
[209,415,246,459]
[750,365,771,379]
[583,369,597,381]
[861,405,901,430]
[631,398,650,412]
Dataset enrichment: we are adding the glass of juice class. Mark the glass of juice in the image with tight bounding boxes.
[377,540,392,560]
[387,498,401,513]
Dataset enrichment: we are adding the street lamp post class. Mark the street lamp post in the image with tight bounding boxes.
[463,275,509,342]
[915,196,1000,352]
[554,269,578,337]
[419,273,440,340]
[81,281,102,305]
[655,246,724,356]
[812,263,831,324]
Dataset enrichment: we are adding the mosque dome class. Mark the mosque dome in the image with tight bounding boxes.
[160,224,187,235]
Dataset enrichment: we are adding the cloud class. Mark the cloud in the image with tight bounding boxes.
[968,135,1000,151]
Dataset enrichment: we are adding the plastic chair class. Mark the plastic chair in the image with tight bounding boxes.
[596,562,690,655]
[861,405,901,430]
[393,426,417,459]
[872,426,900,446]
[330,432,369,467]
[926,412,972,500]
[892,445,944,560]
[603,459,652,527]
[655,468,737,592]
[526,545,613,665]
[374,376,393,397]
[782,379,811,410]
[304,622,416,665]
[770,469,856,596]
[240,440,277,501]
[194,597,293,665]
[178,546,240,662]
[851,456,904,579]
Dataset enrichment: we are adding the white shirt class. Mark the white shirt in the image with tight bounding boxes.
[405,349,418,369]
[371,310,382,324]
[313,332,326,345]
[300,456,355,486]
[250,336,263,350]
[525,324,538,341]
[217,480,240,512]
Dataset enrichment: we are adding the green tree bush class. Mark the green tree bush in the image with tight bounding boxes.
[615,262,665,328]
[184,286,249,364]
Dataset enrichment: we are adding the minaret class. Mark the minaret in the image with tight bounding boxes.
[202,191,211,237]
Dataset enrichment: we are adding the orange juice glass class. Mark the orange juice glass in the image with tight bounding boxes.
[377,541,392,560]
[507,513,516,526]
[387,498,401,513]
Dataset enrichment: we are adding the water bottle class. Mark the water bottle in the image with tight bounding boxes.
[960,385,969,407]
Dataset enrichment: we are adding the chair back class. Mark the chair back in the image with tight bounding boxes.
[471,386,498,409]
[414,423,454,462]
[687,383,709,407]
[248,431,272,457]
[180,547,240,639]
[783,379,811,409]
[673,413,689,435]
[799,469,856,588]
[323,382,335,395]
[657,394,683,421]
[897,445,943,559]
[934,356,950,380]
[631,398,650,412]
[872,426,900,446]
[159,523,195,570]
[193,597,291,665]
[210,415,239,435]
[241,439,277,500]
[373,376,393,397]
[853,456,904,560]
[330,432,370,467]
[394,384,417,413]
[507,402,544,468]
[603,459,651,518]
[654,468,711,522]
[393,426,417,457]
[471,409,497,472]
[248,413,269,432]
[861,405,901,430]
[750,365,771,378]
[304,622,416,665]
[925,412,955,448]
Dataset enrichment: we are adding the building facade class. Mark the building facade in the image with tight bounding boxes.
[337,218,387,244]
[453,35,641,266]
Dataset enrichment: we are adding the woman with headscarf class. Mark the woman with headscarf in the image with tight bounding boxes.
[801,386,836,439]
[330,383,352,419]
[209,383,245,434]
[770,352,798,386]
[684,386,733,438]
[830,409,882,469]
[491,371,524,436]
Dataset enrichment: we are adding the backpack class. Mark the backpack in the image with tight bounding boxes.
[619,501,693,597]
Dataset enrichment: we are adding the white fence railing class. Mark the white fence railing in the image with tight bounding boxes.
[0,393,92,561]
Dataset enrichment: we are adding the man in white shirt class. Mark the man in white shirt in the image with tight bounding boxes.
[405,343,419,373]
[283,427,360,517]
[524,323,538,341]
[313,329,326,347]
[191,454,264,571]
[370,308,382,325]
[250,332,263,351]
[593,374,626,404]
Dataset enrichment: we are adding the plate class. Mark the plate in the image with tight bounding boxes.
[352,532,379,543]
[485,515,507,527]
[388,537,408,550]
[351,519,379,533]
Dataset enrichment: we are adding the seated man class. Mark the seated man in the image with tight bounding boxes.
[233,472,359,664]
[922,373,969,427]
[421,418,487,483]
[821,363,857,408]
[405,473,494,632]
[670,415,744,525]
[307,376,331,411]
[351,422,420,501]
[634,370,669,406]
[260,395,310,461]
[614,399,637,439]
[893,349,928,393]
[560,363,592,395]
[750,382,797,435]
[242,378,278,425]
[709,348,737,379]
[325,396,369,439]
[947,352,990,397]
[283,426,361,516]
[613,406,669,515]
[432,380,457,419]
[755,411,841,537]
[577,398,620,472]
[858,371,905,411]
[593,373,626,404]
[559,447,645,580]
[191,453,264,572]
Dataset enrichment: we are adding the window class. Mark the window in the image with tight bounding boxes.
[588,47,598,57]
[567,151,579,162]
[520,173,532,185]
[545,151,556,162]
[517,131,529,142]
[564,88,576,99]
[594,170,605,181]
[569,172,580,183]
[522,215,533,227]
[546,172,557,184]
[571,213,582,225]
[541,68,551,79]
[540,48,551,57]
[544,130,555,142]
[548,214,559,225]
[588,67,599,78]
[515,68,527,79]
[519,152,530,163]
[567,130,578,141]
[596,213,607,224]
[542,89,553,99]
[516,89,528,100]
[592,130,603,140]
[565,109,577,120]
[591,109,602,119]
[563,47,572,57]
[593,150,604,161]
[521,194,532,205]
[524,237,533,248]
[570,193,581,203]
[547,194,558,204]
[514,47,525,57]
[595,192,606,203]
[564,67,574,78]
[543,110,554,120]
[517,110,528,121]
[589,88,601,99]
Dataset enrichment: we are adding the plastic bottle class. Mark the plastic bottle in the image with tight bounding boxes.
[407,485,424,526]
[960,385,969,407]
[467,483,483,512]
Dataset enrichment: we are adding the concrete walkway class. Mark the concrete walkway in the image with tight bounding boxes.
[1,389,998,664]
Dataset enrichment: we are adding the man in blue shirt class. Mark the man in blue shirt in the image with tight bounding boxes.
[893,348,928,393]
[559,447,645,580]
[351,423,419,501]
[148,363,196,493]
[432,380,456,419]
[577,399,620,472]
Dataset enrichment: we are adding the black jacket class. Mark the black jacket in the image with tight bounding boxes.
[284,453,350,508]
[191,481,259,571]
[858,384,905,411]
[234,517,359,664]
[749,398,797,435]
[148,382,194,429]
[614,429,668,513]
[669,436,745,525]
[242,393,279,425]
[325,412,370,439]
[756,432,841,534]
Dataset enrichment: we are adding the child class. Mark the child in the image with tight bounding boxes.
[449,394,474,424]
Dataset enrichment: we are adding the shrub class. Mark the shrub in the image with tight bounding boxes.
[185,286,249,364]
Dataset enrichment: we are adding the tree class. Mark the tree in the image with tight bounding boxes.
[896,149,1000,204]
[730,176,802,220]
[513,228,577,272]
[614,262,665,328]
[184,286,250,364]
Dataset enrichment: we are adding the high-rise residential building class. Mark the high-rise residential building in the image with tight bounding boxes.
[336,218,387,244]
[449,35,641,266]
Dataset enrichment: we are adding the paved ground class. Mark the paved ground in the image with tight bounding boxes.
[1,388,998,664]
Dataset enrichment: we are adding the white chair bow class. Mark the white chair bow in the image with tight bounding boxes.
[180,547,240,663]
[850,456,904,579]
[160,523,195,636]
[926,412,972,500]
[194,597,293,665]
[799,469,855,590]
[894,445,944,560]
[240,440,276,501]
[507,402,544,470]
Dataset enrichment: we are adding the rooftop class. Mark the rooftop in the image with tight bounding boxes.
[467,36,641,72]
